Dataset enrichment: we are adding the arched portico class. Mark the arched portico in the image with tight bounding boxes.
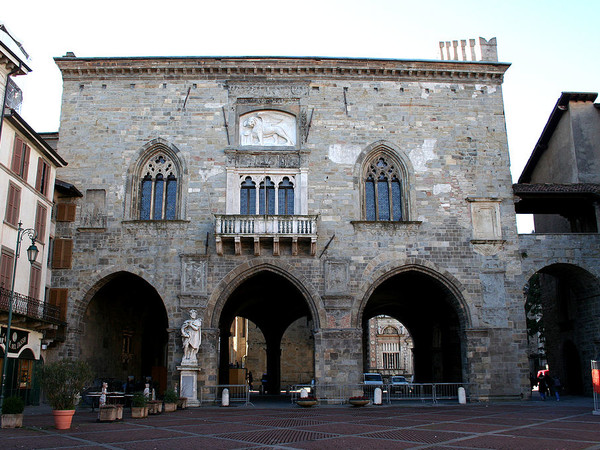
[77,271,169,393]
[357,264,470,383]
[206,261,323,395]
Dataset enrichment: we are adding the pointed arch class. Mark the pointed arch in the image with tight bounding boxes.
[354,141,415,221]
[126,139,187,220]
[206,258,325,329]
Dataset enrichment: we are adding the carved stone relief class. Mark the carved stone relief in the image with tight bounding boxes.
[225,151,301,168]
[81,189,107,228]
[324,260,349,295]
[181,257,207,295]
[239,111,296,146]
[227,83,309,99]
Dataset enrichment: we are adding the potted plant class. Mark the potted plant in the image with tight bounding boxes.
[1,396,24,428]
[163,389,178,412]
[98,404,118,422]
[348,395,370,407]
[296,395,318,407]
[131,392,148,418]
[40,359,93,429]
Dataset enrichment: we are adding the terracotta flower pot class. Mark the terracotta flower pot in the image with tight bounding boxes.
[131,406,148,418]
[52,410,75,430]
[296,399,317,407]
[98,405,117,422]
[349,399,369,407]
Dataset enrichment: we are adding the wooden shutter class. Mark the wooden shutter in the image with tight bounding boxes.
[21,144,30,181]
[11,137,23,173]
[0,250,14,289]
[48,288,68,322]
[35,157,43,191]
[28,265,42,300]
[56,203,77,222]
[52,238,73,269]
[34,203,47,243]
[5,183,21,226]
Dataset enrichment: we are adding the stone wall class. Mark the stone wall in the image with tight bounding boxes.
[50,56,530,399]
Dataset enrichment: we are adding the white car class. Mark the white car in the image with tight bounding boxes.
[363,373,384,385]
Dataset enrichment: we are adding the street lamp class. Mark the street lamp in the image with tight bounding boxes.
[0,221,38,408]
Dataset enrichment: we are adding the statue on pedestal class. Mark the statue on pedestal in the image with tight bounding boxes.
[181,309,202,364]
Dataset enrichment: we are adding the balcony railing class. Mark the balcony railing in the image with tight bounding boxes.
[214,214,318,256]
[0,286,64,325]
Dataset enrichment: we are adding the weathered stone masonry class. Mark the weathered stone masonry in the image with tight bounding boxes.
[50,54,530,399]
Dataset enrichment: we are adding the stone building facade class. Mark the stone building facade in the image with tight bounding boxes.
[49,41,532,400]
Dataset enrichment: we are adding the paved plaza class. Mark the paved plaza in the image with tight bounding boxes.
[3,397,600,449]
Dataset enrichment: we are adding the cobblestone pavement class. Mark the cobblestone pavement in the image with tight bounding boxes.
[3,397,600,449]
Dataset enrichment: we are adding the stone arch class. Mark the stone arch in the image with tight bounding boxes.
[522,258,600,287]
[353,256,473,330]
[73,266,172,332]
[353,140,416,221]
[125,138,188,220]
[207,258,325,329]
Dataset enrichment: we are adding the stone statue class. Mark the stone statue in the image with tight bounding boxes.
[181,309,202,364]
[240,111,296,146]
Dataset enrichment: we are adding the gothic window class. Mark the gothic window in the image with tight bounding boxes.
[364,155,404,221]
[237,174,296,215]
[259,177,275,214]
[278,177,294,215]
[139,153,178,220]
[240,177,256,214]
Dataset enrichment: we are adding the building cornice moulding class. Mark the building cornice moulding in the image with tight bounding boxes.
[55,56,509,84]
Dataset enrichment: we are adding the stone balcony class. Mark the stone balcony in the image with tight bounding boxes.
[214,214,318,256]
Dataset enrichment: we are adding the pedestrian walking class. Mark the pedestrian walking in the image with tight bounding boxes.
[538,375,547,401]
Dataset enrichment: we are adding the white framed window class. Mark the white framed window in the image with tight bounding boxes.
[226,168,308,215]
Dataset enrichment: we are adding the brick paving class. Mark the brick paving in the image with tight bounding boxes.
[2,397,600,449]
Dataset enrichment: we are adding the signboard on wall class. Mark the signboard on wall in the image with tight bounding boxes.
[0,326,29,354]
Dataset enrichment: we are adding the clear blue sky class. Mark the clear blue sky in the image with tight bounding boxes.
[3,0,599,189]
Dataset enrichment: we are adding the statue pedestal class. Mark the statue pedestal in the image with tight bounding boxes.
[177,364,201,407]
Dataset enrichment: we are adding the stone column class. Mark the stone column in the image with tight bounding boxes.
[314,328,363,385]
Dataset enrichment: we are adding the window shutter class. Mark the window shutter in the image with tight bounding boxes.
[0,250,14,289]
[52,238,73,269]
[56,203,77,222]
[22,144,30,182]
[5,183,21,226]
[48,288,68,322]
[29,265,42,300]
[35,157,43,191]
[35,203,47,243]
[11,137,23,173]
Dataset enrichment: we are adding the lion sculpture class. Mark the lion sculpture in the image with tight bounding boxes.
[242,113,295,146]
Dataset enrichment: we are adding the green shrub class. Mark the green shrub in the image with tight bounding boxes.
[132,392,147,407]
[163,389,178,403]
[39,359,93,410]
[2,396,24,414]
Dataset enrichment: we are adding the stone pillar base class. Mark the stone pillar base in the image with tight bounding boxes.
[177,364,201,407]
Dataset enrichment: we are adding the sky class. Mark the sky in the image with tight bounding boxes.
[2,0,600,228]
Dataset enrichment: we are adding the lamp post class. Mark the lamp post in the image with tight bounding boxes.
[0,221,38,409]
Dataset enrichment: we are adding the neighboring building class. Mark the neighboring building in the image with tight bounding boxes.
[515,92,600,395]
[49,37,532,401]
[366,316,414,378]
[0,25,67,404]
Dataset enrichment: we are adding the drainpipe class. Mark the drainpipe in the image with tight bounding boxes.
[0,63,22,143]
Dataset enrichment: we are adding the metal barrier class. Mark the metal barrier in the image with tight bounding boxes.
[199,384,249,406]
[291,382,468,405]
[592,360,599,415]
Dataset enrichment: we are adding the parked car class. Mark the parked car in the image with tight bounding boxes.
[363,373,383,385]
[390,375,412,395]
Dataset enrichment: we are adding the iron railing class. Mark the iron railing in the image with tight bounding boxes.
[199,384,250,406]
[290,382,469,405]
[0,286,64,325]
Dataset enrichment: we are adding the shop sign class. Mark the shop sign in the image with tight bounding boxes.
[0,327,29,354]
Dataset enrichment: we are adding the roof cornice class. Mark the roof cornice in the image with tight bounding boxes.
[54,56,510,84]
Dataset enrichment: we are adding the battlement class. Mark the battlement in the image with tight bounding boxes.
[439,37,498,62]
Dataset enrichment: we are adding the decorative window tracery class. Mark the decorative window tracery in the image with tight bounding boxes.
[364,155,404,221]
[139,153,178,220]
